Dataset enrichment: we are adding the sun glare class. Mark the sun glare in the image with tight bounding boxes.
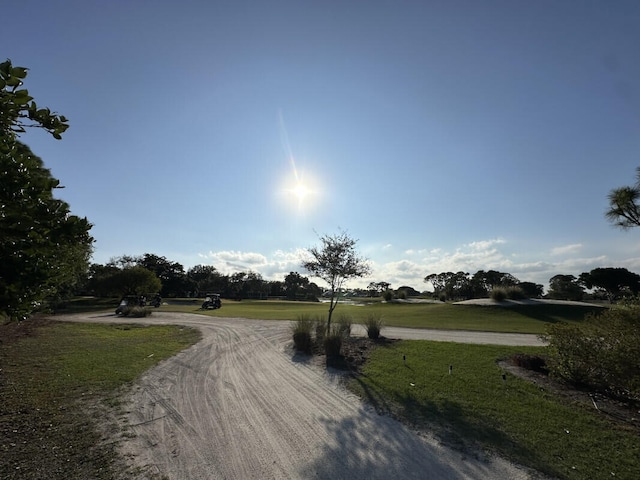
[277,113,320,213]
[284,177,316,212]
[293,182,311,202]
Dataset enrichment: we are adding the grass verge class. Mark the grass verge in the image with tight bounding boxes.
[348,340,640,480]
[0,318,201,480]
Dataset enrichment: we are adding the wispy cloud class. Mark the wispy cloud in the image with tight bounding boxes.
[550,243,582,256]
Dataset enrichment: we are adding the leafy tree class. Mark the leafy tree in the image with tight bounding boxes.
[606,167,640,228]
[397,285,420,297]
[106,253,191,297]
[244,271,267,299]
[471,270,519,296]
[0,60,69,153]
[424,271,473,300]
[105,266,162,297]
[424,273,448,297]
[579,267,640,303]
[284,271,309,300]
[547,274,584,301]
[82,263,121,296]
[107,255,138,269]
[137,253,188,297]
[187,264,226,296]
[1,61,92,320]
[282,272,321,301]
[227,271,266,299]
[266,280,285,297]
[517,281,544,298]
[367,281,391,297]
[302,231,370,333]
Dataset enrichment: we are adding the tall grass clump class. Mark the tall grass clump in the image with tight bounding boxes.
[291,314,314,353]
[491,286,526,301]
[362,313,384,339]
[506,286,526,299]
[490,287,508,301]
[324,332,343,357]
[315,316,327,344]
[335,313,352,337]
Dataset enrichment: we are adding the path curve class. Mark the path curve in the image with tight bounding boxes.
[56,312,545,479]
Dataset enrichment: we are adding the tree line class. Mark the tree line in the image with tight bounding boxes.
[82,254,324,301]
[422,268,640,303]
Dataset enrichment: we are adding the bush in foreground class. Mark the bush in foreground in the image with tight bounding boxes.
[324,333,343,357]
[291,315,314,353]
[362,313,383,339]
[544,305,640,401]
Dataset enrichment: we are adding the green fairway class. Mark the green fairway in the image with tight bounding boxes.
[349,340,640,480]
[157,298,604,334]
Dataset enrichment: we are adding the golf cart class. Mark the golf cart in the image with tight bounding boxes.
[148,293,162,307]
[202,293,221,309]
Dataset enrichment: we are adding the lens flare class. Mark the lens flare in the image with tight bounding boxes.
[278,112,319,212]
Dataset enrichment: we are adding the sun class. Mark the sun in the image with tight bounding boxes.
[281,175,318,213]
[292,182,311,203]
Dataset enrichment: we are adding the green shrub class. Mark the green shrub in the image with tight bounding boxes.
[544,305,640,400]
[511,353,547,372]
[490,288,507,301]
[324,334,342,357]
[124,306,152,317]
[293,332,312,353]
[292,315,314,353]
[382,290,394,301]
[362,313,383,339]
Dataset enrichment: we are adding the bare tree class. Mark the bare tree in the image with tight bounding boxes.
[302,231,370,333]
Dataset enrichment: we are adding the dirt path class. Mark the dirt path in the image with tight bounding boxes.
[57,312,544,479]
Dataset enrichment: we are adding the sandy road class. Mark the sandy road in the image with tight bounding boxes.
[57,312,544,479]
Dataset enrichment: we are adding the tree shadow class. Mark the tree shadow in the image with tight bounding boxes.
[296,402,541,479]
[503,302,604,325]
[347,375,557,478]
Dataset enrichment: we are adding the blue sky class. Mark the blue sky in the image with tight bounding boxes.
[5,1,640,291]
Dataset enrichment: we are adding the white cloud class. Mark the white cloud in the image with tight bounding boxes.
[199,249,308,279]
[199,250,268,275]
[193,238,640,293]
[466,238,505,251]
[550,243,583,256]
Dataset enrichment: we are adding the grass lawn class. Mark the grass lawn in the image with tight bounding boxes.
[348,340,640,480]
[0,318,201,480]
[154,298,604,334]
